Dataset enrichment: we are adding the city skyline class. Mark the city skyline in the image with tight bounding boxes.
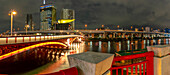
[0,0,170,33]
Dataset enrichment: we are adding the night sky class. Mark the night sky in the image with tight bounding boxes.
[0,0,170,33]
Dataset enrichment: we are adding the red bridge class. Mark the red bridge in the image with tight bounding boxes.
[0,35,82,60]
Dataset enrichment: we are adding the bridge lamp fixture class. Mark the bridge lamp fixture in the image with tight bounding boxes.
[9,9,17,36]
[102,25,104,28]
[117,25,119,28]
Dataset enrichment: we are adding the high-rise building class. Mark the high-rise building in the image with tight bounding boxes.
[60,9,75,30]
[25,14,34,31]
[40,4,56,30]
[145,27,150,32]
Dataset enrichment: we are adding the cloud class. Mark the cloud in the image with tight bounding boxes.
[0,0,170,33]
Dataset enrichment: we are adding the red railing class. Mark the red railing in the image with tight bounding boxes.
[110,51,154,75]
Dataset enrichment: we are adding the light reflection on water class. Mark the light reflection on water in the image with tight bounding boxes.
[0,38,169,74]
[0,42,85,74]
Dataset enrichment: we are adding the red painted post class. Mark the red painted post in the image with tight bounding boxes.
[44,36,45,40]
[116,69,118,75]
[131,66,133,75]
[139,64,141,75]
[143,63,145,75]
[121,69,123,75]
[135,65,137,75]
[15,37,17,43]
[146,52,154,75]
[126,67,128,75]
[29,36,31,41]
[23,37,24,42]
[40,36,41,41]
[35,36,36,41]
[6,37,8,44]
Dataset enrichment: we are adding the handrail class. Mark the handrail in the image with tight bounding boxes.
[110,51,154,75]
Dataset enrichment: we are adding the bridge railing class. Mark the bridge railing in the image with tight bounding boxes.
[0,35,80,45]
[110,51,154,75]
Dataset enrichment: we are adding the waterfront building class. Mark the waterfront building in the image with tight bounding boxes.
[165,28,170,33]
[59,8,75,30]
[40,4,56,30]
[25,14,34,31]
[135,28,138,31]
[145,27,150,32]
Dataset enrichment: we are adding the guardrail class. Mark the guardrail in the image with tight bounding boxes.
[110,51,154,75]
[0,35,80,45]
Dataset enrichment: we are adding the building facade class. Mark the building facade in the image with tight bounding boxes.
[60,9,75,30]
[145,27,150,32]
[40,4,56,30]
[25,14,34,31]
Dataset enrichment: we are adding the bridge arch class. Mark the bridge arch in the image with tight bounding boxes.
[0,42,68,60]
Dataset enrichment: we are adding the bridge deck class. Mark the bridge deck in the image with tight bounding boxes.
[0,35,80,45]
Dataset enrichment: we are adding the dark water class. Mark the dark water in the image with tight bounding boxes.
[0,38,169,74]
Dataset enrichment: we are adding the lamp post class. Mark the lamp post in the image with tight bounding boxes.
[102,25,104,28]
[117,25,119,30]
[9,9,17,36]
[131,26,133,30]
[142,27,144,31]
[85,24,87,30]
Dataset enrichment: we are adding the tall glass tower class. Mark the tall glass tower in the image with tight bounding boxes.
[40,4,56,30]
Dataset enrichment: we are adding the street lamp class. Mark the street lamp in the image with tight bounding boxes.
[142,27,144,31]
[85,24,87,30]
[9,9,17,36]
[131,26,133,30]
[102,25,104,28]
[117,25,119,29]
[25,25,30,35]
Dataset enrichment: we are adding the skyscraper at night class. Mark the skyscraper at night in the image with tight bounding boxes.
[25,14,34,31]
[40,4,56,30]
[60,9,75,30]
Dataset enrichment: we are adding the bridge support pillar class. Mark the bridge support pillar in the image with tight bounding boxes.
[164,38,166,45]
[116,42,120,52]
[113,33,115,38]
[135,40,138,50]
[161,39,164,45]
[139,34,142,37]
[141,40,144,49]
[130,40,133,50]
[131,33,134,38]
[88,34,91,38]
[111,41,117,53]
[138,39,142,49]
[157,39,160,45]
[150,39,154,46]
[121,40,127,51]
[103,33,106,38]
[99,34,102,38]
[109,34,112,38]
[91,34,95,38]
[122,33,125,38]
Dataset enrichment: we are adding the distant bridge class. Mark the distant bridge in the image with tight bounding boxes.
[14,30,170,39]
